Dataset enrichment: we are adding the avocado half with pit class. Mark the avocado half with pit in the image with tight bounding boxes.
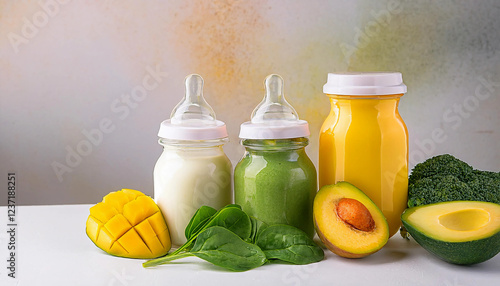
[401,201,500,265]
[313,182,389,258]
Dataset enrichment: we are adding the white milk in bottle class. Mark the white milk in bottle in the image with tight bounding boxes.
[154,74,231,246]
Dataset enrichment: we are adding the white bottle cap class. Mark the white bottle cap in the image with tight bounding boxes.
[239,74,310,139]
[158,74,228,140]
[323,72,407,95]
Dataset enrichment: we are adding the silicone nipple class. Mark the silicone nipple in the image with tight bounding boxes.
[251,74,299,123]
[170,74,217,126]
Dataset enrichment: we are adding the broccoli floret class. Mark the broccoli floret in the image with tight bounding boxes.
[408,175,473,207]
[471,169,500,181]
[407,154,500,207]
[408,154,473,185]
[467,173,500,204]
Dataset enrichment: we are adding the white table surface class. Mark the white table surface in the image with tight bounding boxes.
[0,204,499,286]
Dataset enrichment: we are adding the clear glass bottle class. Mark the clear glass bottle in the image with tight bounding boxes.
[154,74,231,246]
[234,74,317,238]
[319,72,408,237]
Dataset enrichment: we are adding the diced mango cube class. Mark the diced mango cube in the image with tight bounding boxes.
[105,214,132,239]
[135,220,167,255]
[86,189,171,259]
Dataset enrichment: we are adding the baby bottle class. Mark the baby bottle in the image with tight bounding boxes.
[234,74,317,238]
[154,74,232,246]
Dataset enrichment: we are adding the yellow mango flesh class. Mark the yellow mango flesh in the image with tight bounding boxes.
[86,189,171,259]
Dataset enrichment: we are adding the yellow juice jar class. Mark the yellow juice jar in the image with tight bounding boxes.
[319,72,408,237]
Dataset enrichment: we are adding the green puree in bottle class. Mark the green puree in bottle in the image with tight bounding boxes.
[235,74,317,238]
[234,138,317,238]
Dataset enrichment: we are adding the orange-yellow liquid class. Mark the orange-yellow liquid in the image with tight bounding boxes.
[319,94,408,237]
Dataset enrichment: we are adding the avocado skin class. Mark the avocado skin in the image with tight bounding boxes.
[402,217,500,265]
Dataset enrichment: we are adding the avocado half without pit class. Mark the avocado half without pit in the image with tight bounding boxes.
[313,182,389,258]
[401,201,500,265]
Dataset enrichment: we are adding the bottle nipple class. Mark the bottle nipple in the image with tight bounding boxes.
[170,74,217,126]
[251,74,299,123]
[239,74,309,139]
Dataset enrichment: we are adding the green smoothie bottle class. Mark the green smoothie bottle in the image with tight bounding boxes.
[234,74,317,238]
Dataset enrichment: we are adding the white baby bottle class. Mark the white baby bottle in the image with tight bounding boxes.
[154,74,232,246]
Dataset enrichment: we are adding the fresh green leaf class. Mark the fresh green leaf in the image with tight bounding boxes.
[188,204,241,237]
[144,226,267,271]
[256,224,324,265]
[220,204,242,210]
[190,226,267,271]
[143,252,194,268]
[145,206,324,271]
[185,206,217,240]
[169,204,249,256]
[206,206,252,240]
[247,216,268,243]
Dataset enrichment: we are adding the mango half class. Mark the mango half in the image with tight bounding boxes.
[86,189,171,259]
[401,201,500,265]
[313,182,389,258]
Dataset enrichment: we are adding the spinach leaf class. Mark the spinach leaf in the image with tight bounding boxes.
[144,226,267,271]
[190,226,267,271]
[220,204,242,210]
[256,224,324,265]
[247,216,268,243]
[185,206,217,240]
[143,206,324,271]
[205,206,252,240]
[169,204,250,256]
[142,252,194,268]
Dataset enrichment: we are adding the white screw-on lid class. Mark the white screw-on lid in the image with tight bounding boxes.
[158,119,228,140]
[323,72,407,95]
[239,74,310,139]
[239,121,310,139]
[158,74,228,140]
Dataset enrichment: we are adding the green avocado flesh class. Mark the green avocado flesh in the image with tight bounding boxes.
[401,201,500,265]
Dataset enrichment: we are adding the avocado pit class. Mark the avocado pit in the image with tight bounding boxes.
[337,198,375,232]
